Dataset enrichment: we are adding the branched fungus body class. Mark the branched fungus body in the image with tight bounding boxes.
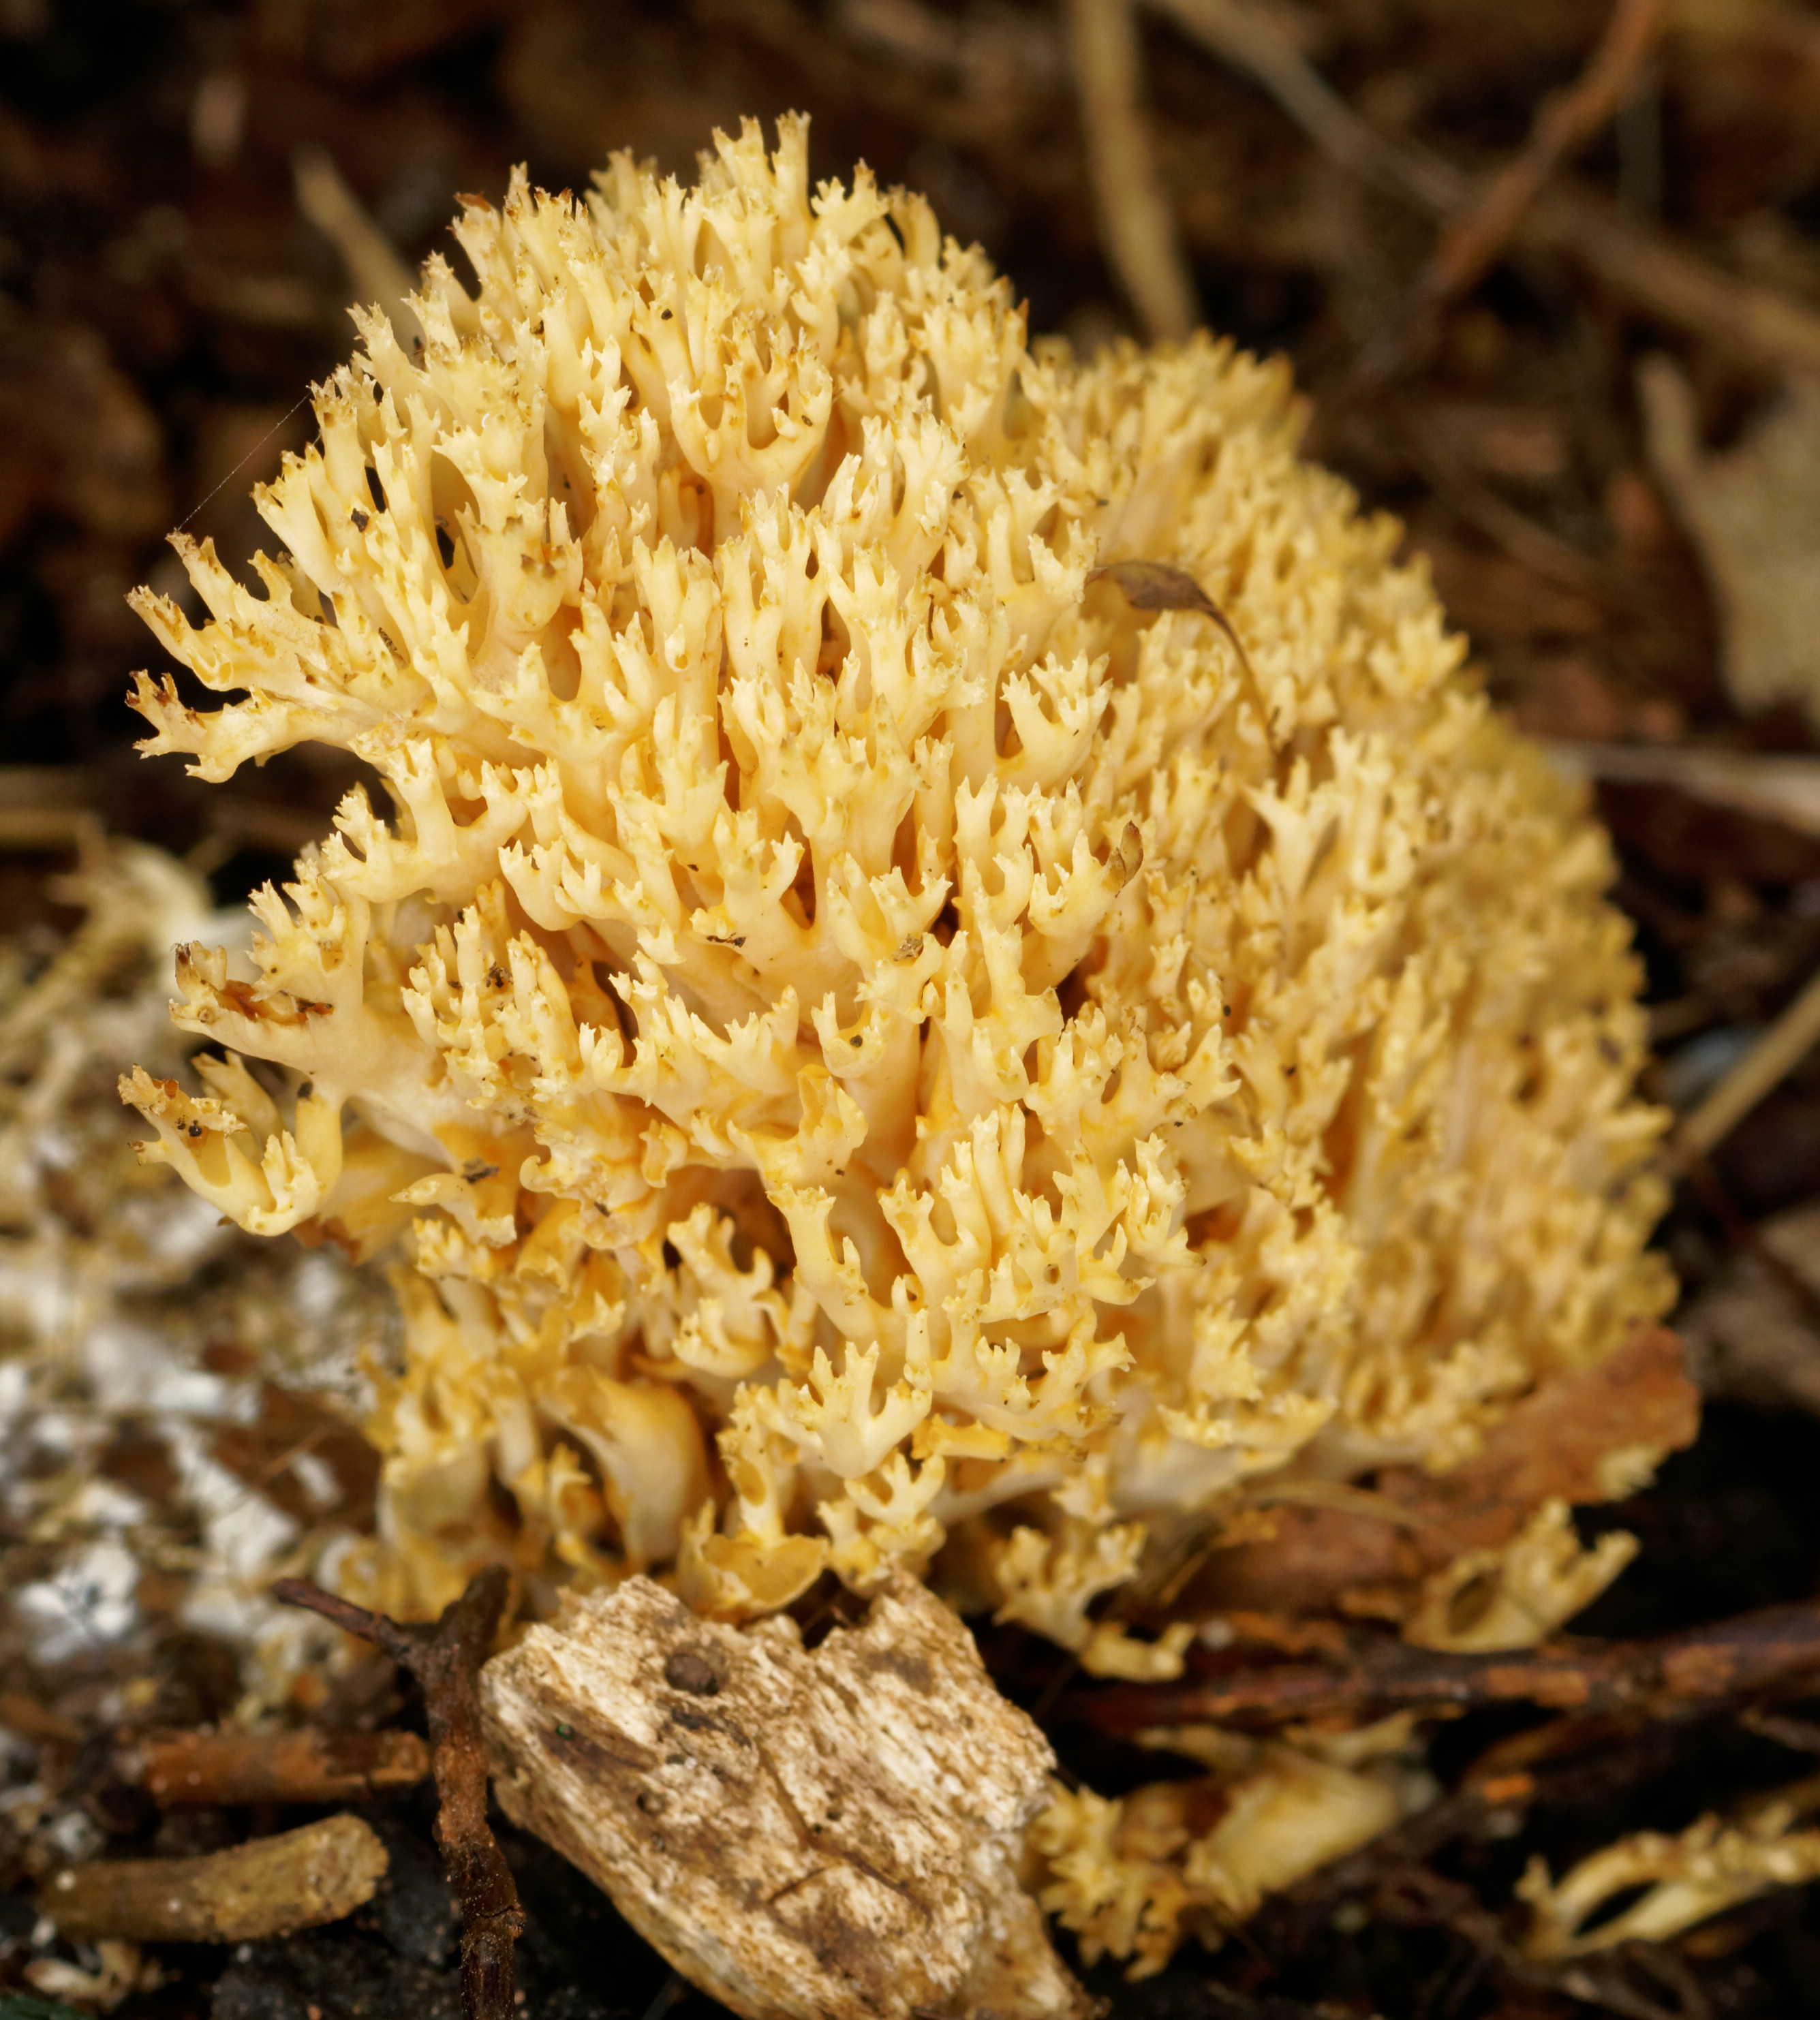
[121,118,1671,1663]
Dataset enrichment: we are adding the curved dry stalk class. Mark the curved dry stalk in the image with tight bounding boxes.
[1064,0,1199,339]
[274,1568,523,2020]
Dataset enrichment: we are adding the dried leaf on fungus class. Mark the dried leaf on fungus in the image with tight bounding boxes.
[1188,1324,1698,1620]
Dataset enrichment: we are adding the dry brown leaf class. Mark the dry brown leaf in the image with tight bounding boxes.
[1188,1324,1699,1617]
[1640,355,1820,730]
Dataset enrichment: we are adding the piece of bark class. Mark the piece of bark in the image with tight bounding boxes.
[126,1726,430,1806]
[1188,1324,1698,1617]
[480,1576,1090,2020]
[43,1813,388,1942]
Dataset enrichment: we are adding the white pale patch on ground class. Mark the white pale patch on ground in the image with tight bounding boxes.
[14,1539,143,1665]
[0,841,392,1719]
[82,1317,245,1420]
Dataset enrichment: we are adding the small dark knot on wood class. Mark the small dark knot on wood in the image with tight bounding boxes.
[664,1650,722,1696]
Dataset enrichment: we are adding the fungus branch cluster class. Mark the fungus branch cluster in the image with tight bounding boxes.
[121,117,1670,1675]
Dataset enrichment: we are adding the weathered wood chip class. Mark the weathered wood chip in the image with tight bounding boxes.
[44,1814,388,1943]
[480,1576,1090,2020]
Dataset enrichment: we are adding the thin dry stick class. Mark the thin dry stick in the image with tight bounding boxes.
[274,1568,522,2020]
[45,1814,387,1943]
[0,768,99,845]
[1068,1594,1820,1733]
[1064,0,1199,341]
[1426,0,1663,307]
[0,809,93,850]
[127,1726,430,1808]
[1546,743,1820,842]
[1528,185,1820,381]
[1679,965,1820,1160]
[294,146,423,345]
[1359,0,1663,382]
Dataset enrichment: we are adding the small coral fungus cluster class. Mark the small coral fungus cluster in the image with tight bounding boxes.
[122,116,1672,1675]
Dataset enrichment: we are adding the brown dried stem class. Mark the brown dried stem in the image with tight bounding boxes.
[1064,0,1199,340]
[1069,1596,1820,1735]
[1428,0,1663,307]
[44,1814,387,1943]
[1358,0,1662,382]
[273,1568,523,2020]
[127,1726,430,1807]
[1526,186,1820,380]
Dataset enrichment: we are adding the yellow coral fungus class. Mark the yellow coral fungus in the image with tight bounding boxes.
[121,115,1671,1652]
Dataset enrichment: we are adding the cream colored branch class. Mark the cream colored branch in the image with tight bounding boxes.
[1522,1774,1820,1957]
[1063,0,1199,340]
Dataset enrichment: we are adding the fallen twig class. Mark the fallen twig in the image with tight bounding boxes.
[125,1725,429,1807]
[1426,0,1663,310]
[1359,0,1661,383]
[42,1813,386,1943]
[294,146,423,347]
[1147,0,1464,214]
[1546,743,1820,842]
[0,770,99,850]
[1678,965,1820,1160]
[1064,0,1198,340]
[273,1568,523,2020]
[1529,185,1820,382]
[1068,1596,1820,1734]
